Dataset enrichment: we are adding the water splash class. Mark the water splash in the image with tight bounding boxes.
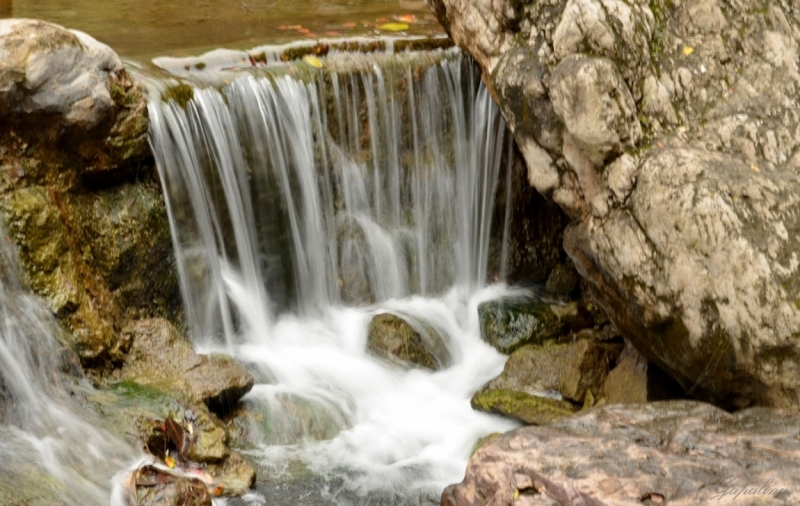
[149,51,519,505]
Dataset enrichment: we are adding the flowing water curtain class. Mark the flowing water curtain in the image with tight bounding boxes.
[149,53,511,346]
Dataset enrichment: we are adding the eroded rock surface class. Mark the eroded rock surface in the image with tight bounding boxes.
[430,0,800,409]
[444,401,799,505]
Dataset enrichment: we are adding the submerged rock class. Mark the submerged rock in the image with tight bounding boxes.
[227,392,351,447]
[444,401,800,505]
[113,318,254,415]
[366,313,450,370]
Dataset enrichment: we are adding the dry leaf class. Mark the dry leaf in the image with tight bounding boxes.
[378,22,410,32]
[751,164,760,173]
[303,56,324,68]
[683,45,694,55]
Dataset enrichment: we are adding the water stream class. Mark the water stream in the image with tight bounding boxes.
[148,50,521,504]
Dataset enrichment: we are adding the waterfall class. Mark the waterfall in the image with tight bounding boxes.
[0,226,135,504]
[149,50,519,505]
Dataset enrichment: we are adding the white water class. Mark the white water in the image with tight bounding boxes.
[0,226,137,504]
[149,52,520,504]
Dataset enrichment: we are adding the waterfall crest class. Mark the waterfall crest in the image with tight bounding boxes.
[149,50,519,505]
[149,52,509,346]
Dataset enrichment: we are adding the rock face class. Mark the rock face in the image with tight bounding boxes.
[429,0,800,409]
[443,401,799,505]
[0,19,179,366]
[366,313,450,370]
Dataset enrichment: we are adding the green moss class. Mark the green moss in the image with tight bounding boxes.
[163,83,195,108]
[470,432,501,456]
[471,388,577,425]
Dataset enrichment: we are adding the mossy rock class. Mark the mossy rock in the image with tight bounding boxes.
[366,313,449,370]
[478,296,569,354]
[471,388,577,425]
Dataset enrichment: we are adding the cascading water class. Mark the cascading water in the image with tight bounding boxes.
[0,225,137,504]
[149,50,520,505]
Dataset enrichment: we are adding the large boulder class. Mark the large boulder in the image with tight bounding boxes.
[429,0,800,409]
[0,19,178,366]
[444,401,800,505]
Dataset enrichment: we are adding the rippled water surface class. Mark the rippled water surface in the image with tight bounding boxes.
[2,0,444,59]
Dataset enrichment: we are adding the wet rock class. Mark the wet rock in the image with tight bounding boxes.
[91,381,256,499]
[480,338,623,405]
[136,470,213,506]
[477,296,586,354]
[114,318,254,414]
[443,401,800,505]
[366,313,449,370]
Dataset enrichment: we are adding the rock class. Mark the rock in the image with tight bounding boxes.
[549,55,642,167]
[443,401,800,505]
[91,381,255,499]
[478,296,587,354]
[480,338,623,405]
[567,146,800,409]
[491,145,571,285]
[429,0,800,409]
[0,20,178,367]
[552,0,654,97]
[205,450,257,496]
[544,262,579,298]
[470,388,577,426]
[601,342,685,404]
[366,313,449,370]
[114,319,254,414]
[136,469,212,506]
[0,19,149,171]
